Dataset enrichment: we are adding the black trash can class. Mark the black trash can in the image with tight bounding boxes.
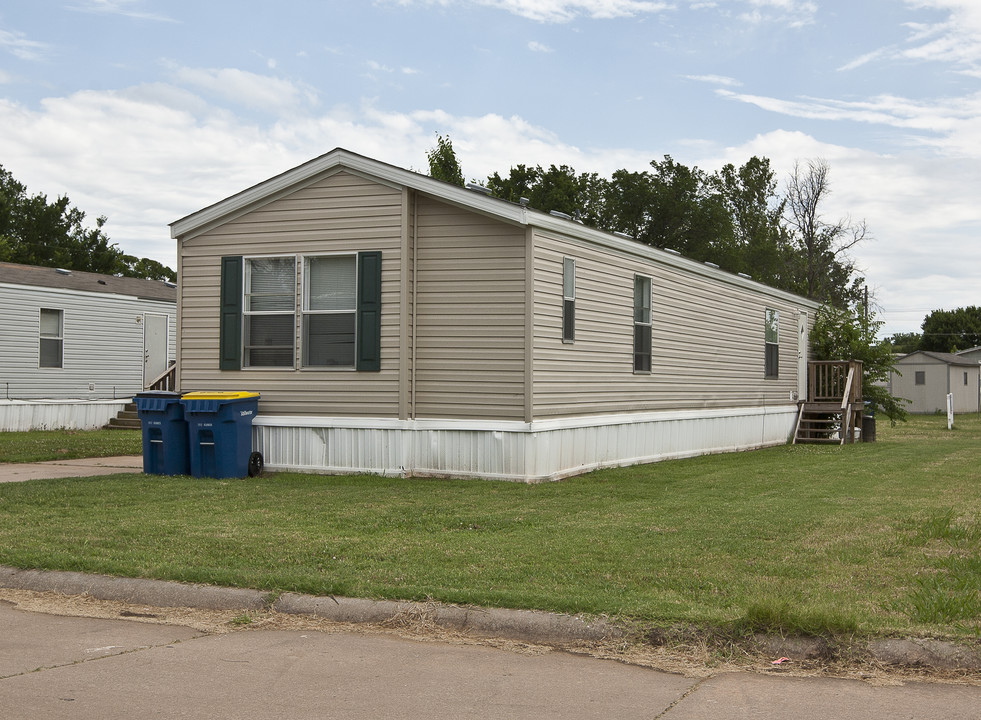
[180,392,262,479]
[133,391,190,475]
[862,414,876,443]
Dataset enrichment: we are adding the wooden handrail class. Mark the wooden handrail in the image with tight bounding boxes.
[145,362,177,392]
[841,365,855,412]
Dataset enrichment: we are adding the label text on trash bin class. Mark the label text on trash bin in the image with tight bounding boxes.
[240,410,254,417]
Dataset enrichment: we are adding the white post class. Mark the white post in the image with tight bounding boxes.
[947,393,954,430]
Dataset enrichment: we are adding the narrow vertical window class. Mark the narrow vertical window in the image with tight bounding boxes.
[244,256,296,367]
[562,257,575,343]
[633,275,652,373]
[303,254,357,367]
[764,308,779,378]
[915,371,925,386]
[39,308,63,368]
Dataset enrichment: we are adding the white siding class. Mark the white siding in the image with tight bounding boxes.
[178,170,403,417]
[0,283,176,400]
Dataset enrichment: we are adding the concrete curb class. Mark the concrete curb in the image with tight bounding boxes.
[1,566,979,670]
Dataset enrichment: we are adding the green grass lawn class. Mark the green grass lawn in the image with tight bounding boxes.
[0,415,978,640]
[0,429,142,462]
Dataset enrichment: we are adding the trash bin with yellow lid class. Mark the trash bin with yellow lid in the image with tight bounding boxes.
[180,391,262,479]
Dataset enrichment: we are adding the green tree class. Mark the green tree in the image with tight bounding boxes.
[920,306,981,353]
[426,134,465,186]
[885,332,921,354]
[0,164,175,281]
[810,303,908,423]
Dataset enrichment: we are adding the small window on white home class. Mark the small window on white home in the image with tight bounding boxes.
[562,257,575,343]
[39,308,63,368]
[244,256,296,367]
[965,372,969,386]
[915,371,926,385]
[764,308,779,378]
[303,254,357,367]
[634,275,652,373]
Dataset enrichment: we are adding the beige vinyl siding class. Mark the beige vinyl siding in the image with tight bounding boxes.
[532,231,805,418]
[178,171,402,417]
[412,196,526,420]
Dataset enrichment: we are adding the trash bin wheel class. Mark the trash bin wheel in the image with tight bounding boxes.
[248,452,264,477]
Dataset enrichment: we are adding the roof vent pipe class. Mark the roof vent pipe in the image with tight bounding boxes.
[465,183,492,196]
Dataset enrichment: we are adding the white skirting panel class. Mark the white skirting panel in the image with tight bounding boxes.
[254,405,799,482]
[0,399,131,431]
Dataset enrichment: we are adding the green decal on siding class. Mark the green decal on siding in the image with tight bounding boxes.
[219,256,243,370]
[356,251,382,372]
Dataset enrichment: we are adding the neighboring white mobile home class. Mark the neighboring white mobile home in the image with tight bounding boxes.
[889,350,981,414]
[171,148,820,481]
[0,262,176,430]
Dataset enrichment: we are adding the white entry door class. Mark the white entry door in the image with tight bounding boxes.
[143,313,169,387]
[797,311,808,401]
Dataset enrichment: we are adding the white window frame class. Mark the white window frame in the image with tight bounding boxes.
[562,257,576,343]
[301,253,359,369]
[39,308,64,369]
[243,255,297,369]
[633,275,652,374]
[764,308,779,379]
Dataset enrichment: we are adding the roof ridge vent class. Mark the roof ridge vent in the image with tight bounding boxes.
[55,267,72,275]
[704,261,720,269]
[549,210,572,220]
[613,231,633,240]
[662,248,681,256]
[465,183,492,196]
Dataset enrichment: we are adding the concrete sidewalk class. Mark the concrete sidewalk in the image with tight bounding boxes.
[2,600,980,720]
[0,455,143,482]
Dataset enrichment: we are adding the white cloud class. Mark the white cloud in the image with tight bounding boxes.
[737,0,817,28]
[0,27,48,61]
[384,0,672,22]
[166,64,319,113]
[685,74,742,87]
[838,0,981,77]
[528,41,554,52]
[716,88,981,160]
[66,0,178,22]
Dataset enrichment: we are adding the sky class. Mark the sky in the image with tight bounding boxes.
[1,0,979,336]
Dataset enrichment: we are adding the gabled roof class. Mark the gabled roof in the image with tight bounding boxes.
[170,147,820,310]
[0,261,176,303]
[897,350,980,367]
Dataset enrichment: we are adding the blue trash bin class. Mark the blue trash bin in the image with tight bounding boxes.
[133,391,189,475]
[180,392,262,479]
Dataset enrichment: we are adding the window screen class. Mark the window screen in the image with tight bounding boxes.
[562,257,575,343]
[244,257,295,367]
[303,255,358,367]
[633,276,652,373]
[39,308,63,368]
[764,308,779,378]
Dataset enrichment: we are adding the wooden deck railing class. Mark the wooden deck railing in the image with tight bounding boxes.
[795,360,865,445]
[145,362,177,392]
[808,360,863,405]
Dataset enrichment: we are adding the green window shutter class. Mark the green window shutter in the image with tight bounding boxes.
[219,256,243,370]
[356,251,382,372]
